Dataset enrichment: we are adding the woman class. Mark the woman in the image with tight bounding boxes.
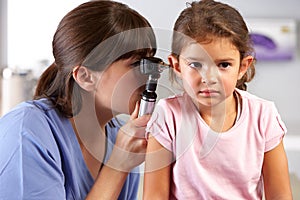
[0,1,156,199]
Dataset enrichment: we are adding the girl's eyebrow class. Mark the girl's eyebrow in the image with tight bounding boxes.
[182,55,237,65]
[181,56,207,61]
[214,58,236,62]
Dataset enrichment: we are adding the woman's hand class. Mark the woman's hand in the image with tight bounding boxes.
[107,102,150,172]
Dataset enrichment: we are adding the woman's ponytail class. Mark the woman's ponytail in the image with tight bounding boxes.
[33,62,78,118]
[34,62,58,98]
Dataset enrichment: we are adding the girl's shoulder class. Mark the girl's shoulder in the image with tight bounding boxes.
[154,93,196,122]
[236,88,275,108]
[157,93,187,108]
[236,88,284,128]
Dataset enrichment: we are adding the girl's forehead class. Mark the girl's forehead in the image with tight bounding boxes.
[180,42,210,60]
[180,38,239,60]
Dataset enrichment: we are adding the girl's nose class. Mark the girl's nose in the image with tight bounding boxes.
[200,65,218,84]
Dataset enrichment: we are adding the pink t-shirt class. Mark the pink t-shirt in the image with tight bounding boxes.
[146,89,286,199]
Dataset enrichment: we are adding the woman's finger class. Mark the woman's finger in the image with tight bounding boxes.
[130,101,140,120]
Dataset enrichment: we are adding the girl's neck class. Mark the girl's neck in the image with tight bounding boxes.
[198,93,238,133]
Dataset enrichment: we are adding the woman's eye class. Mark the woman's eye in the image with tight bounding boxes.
[219,62,231,69]
[131,60,141,67]
[188,62,203,69]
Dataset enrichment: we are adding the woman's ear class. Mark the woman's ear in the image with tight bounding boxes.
[72,66,98,91]
[238,56,253,79]
[168,54,182,78]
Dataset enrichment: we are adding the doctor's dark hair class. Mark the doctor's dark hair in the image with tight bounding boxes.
[170,0,255,90]
[34,0,156,118]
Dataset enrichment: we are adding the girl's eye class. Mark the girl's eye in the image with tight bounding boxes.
[188,62,203,69]
[218,62,231,69]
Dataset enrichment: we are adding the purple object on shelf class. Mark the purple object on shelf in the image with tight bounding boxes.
[250,33,277,50]
[250,33,293,61]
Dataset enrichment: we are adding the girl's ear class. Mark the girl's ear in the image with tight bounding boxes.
[238,56,253,79]
[168,54,182,78]
[72,66,98,91]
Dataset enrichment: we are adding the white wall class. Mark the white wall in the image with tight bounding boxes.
[6,0,85,70]
[0,0,7,69]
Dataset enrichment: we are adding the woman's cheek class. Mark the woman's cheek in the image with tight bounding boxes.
[110,72,145,114]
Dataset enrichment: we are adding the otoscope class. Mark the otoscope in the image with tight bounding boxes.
[138,57,169,116]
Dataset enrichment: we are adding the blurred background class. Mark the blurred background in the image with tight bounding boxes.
[0,0,299,198]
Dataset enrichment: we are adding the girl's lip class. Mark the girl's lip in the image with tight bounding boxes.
[199,89,219,96]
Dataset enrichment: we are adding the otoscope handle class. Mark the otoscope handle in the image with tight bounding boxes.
[138,57,169,116]
[138,90,157,116]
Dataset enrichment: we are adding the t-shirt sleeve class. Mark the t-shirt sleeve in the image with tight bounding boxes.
[263,102,287,152]
[146,100,176,152]
[0,130,66,200]
[0,109,65,200]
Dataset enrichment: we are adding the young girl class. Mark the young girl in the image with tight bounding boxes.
[0,1,155,199]
[143,0,292,199]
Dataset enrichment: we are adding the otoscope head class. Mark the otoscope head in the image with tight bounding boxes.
[139,57,169,92]
[139,57,169,75]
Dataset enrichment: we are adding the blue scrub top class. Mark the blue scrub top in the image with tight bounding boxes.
[0,99,140,200]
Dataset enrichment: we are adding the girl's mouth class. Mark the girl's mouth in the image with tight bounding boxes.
[199,89,219,97]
